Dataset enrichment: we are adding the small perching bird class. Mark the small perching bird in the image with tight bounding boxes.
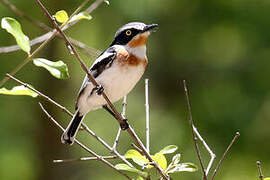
[61,22,158,145]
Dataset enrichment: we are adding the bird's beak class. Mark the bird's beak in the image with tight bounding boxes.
[142,24,158,33]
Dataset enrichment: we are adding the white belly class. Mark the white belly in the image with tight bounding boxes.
[77,62,145,115]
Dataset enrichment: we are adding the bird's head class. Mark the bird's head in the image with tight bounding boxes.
[110,22,158,57]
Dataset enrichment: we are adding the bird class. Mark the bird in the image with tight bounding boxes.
[61,22,158,145]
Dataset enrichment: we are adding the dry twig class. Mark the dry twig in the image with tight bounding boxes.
[145,79,150,153]
[211,132,240,180]
[0,0,102,87]
[183,80,207,180]
[54,155,117,163]
[256,161,264,180]
[39,103,132,180]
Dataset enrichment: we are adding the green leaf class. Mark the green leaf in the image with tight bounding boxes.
[136,176,144,180]
[171,154,181,165]
[159,145,178,155]
[53,10,69,23]
[167,163,198,174]
[151,153,167,170]
[115,164,147,178]
[125,149,149,166]
[69,12,92,23]
[1,17,30,54]
[264,178,270,180]
[0,86,38,97]
[33,58,70,79]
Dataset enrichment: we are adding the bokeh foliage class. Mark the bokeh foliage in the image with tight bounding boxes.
[0,0,270,179]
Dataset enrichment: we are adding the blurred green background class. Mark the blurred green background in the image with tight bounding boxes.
[0,0,270,179]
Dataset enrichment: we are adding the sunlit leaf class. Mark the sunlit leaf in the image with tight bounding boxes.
[1,17,30,54]
[69,12,92,23]
[0,86,38,98]
[151,153,167,170]
[167,163,198,174]
[159,145,178,155]
[125,149,149,166]
[171,154,181,165]
[33,58,70,79]
[264,178,270,180]
[136,176,144,180]
[115,164,147,177]
[53,10,69,23]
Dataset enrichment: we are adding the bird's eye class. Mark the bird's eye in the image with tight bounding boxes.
[125,30,132,36]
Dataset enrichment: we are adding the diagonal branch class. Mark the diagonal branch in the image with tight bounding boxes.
[0,0,102,87]
[211,132,240,180]
[0,0,101,58]
[183,80,207,180]
[39,103,132,180]
[35,1,169,179]
[53,155,118,163]
[192,125,216,175]
[6,73,133,168]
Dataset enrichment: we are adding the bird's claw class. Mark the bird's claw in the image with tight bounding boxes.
[94,85,104,95]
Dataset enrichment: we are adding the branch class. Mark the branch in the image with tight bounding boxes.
[112,96,127,150]
[35,1,169,179]
[211,132,240,180]
[192,125,216,175]
[0,0,102,87]
[256,161,264,180]
[183,80,207,180]
[6,73,133,168]
[39,103,132,180]
[145,79,150,153]
[0,0,101,58]
[53,155,117,163]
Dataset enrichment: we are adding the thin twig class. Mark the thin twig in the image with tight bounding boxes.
[53,155,117,163]
[131,143,144,155]
[0,0,102,87]
[39,103,132,180]
[6,73,133,167]
[183,80,207,180]
[112,96,127,150]
[192,125,216,175]
[145,79,150,153]
[211,132,240,180]
[35,1,169,179]
[256,161,264,180]
[0,0,101,58]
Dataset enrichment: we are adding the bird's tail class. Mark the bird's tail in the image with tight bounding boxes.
[61,110,84,145]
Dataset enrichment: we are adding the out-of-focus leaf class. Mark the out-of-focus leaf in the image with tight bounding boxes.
[125,149,148,166]
[264,178,270,180]
[159,145,178,154]
[151,153,167,170]
[1,17,30,54]
[115,164,147,177]
[53,10,68,23]
[33,58,70,79]
[167,163,198,174]
[69,12,92,23]
[0,86,38,98]
[136,176,144,180]
[104,0,110,5]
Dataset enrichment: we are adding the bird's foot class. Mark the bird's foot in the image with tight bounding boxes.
[120,119,129,130]
[93,85,104,95]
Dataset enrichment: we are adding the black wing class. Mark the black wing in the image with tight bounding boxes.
[75,46,116,110]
